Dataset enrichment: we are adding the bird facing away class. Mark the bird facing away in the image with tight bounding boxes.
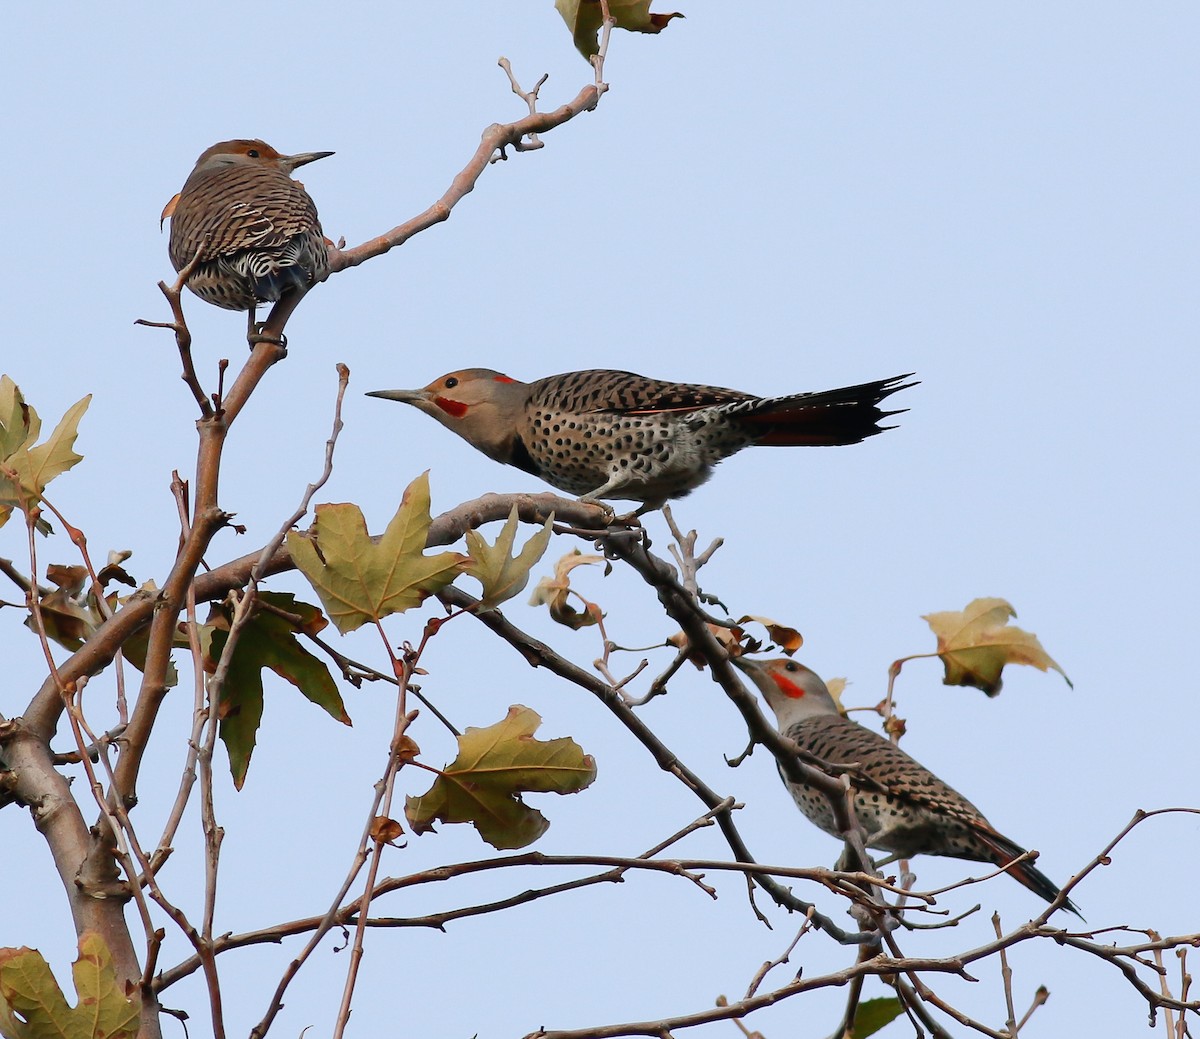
[735,657,1080,915]
[367,368,914,509]
[163,139,332,340]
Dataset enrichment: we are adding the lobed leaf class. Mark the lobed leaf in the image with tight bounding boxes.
[405,705,596,850]
[0,376,89,534]
[464,506,554,610]
[203,591,348,789]
[287,473,468,634]
[0,932,140,1039]
[555,0,685,59]
[923,597,1072,696]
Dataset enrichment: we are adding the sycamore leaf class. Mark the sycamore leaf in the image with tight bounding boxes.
[96,551,136,589]
[843,996,904,1038]
[528,549,604,630]
[287,473,468,634]
[405,705,596,850]
[203,591,348,789]
[556,0,684,59]
[464,506,554,610]
[922,597,1072,696]
[0,376,89,534]
[115,583,180,688]
[737,615,804,655]
[0,932,140,1039]
[0,376,38,459]
[825,676,848,714]
[20,564,176,686]
[370,816,405,845]
[666,623,748,668]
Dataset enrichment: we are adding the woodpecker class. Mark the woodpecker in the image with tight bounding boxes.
[368,368,914,509]
[735,656,1080,915]
[163,139,332,341]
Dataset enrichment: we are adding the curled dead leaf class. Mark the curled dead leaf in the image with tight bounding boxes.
[370,816,405,845]
[529,549,604,630]
[737,615,803,655]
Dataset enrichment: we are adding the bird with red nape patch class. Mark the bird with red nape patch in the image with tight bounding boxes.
[368,367,915,512]
[163,139,333,344]
[735,656,1081,916]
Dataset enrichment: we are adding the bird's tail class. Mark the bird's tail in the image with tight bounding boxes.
[731,374,917,447]
[975,827,1083,918]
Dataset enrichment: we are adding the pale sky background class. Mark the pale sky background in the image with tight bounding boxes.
[2,4,1197,1037]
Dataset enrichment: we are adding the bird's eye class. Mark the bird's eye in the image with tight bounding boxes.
[247,149,260,158]
[784,662,799,672]
[445,377,459,389]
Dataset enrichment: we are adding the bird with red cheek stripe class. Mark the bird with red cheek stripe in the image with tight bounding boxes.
[368,367,915,512]
[734,656,1081,916]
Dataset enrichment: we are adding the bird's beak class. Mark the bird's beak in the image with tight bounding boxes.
[366,388,429,406]
[283,150,334,172]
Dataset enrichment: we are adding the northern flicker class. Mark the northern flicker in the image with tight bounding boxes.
[735,657,1080,914]
[163,139,332,340]
[367,369,914,508]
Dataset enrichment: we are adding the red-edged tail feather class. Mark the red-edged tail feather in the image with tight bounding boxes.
[737,374,916,447]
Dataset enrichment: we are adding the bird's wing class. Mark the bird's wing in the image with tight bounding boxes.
[799,716,990,828]
[533,370,752,415]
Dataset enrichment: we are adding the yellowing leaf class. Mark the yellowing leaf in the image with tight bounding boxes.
[203,591,349,789]
[528,549,604,630]
[0,376,89,533]
[825,676,848,713]
[464,506,554,610]
[923,597,1072,696]
[405,705,596,850]
[0,931,140,1039]
[287,473,468,634]
[737,615,804,654]
[556,0,685,59]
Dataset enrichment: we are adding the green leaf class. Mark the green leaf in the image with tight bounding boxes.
[0,376,89,534]
[555,0,685,59]
[464,506,554,610]
[405,705,596,850]
[845,996,904,1038]
[287,473,468,634]
[922,597,1072,696]
[203,591,349,789]
[0,932,140,1039]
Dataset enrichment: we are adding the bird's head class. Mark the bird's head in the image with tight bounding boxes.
[367,369,530,462]
[732,656,839,728]
[188,139,334,177]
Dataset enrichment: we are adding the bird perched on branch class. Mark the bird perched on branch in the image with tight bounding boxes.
[734,656,1080,915]
[162,139,333,342]
[367,368,914,510]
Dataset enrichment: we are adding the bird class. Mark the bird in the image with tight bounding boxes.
[162,139,333,342]
[734,656,1080,915]
[367,368,914,509]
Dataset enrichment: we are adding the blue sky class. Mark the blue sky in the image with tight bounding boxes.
[2,4,1197,1037]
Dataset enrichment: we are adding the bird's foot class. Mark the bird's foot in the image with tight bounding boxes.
[611,509,645,528]
[577,493,616,516]
[248,326,288,353]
